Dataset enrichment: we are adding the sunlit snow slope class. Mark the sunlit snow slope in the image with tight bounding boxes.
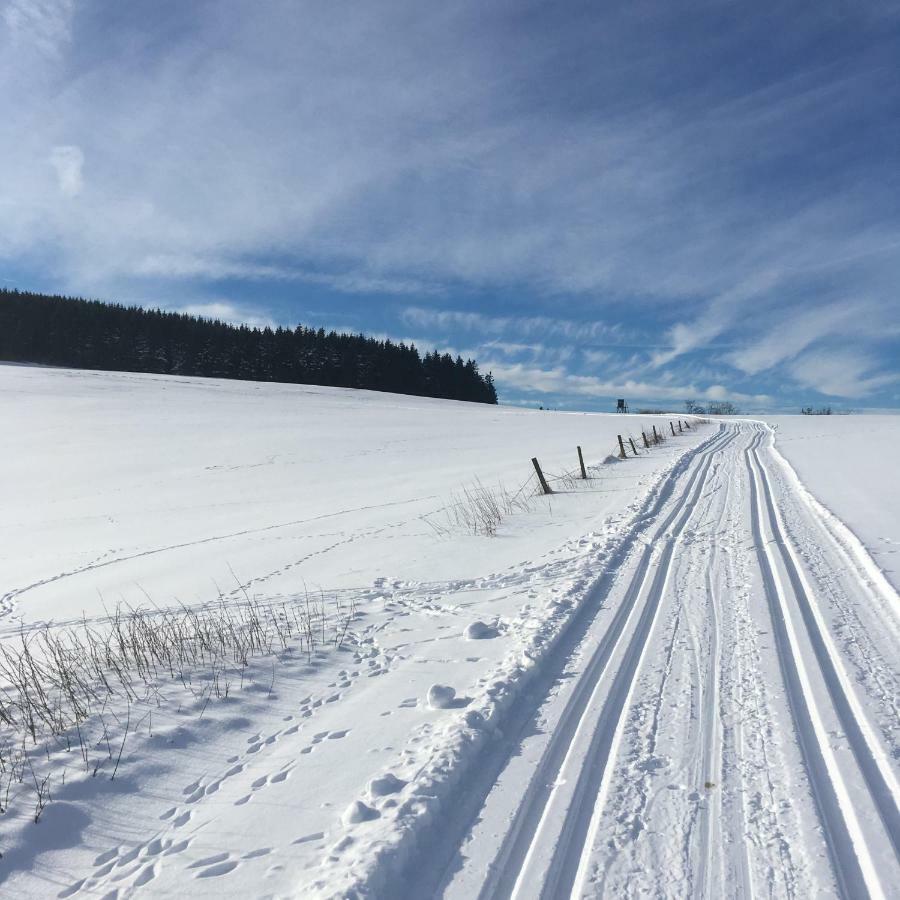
[1,366,897,900]
[1,365,691,627]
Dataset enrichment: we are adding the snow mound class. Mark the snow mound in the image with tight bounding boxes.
[368,773,406,799]
[343,800,380,825]
[464,620,498,640]
[427,684,456,709]
[603,454,622,464]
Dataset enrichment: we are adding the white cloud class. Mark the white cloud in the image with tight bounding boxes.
[3,0,74,57]
[483,359,771,407]
[787,348,900,399]
[136,255,440,296]
[173,301,276,329]
[402,306,621,344]
[48,145,83,197]
[3,0,888,307]
[727,298,899,376]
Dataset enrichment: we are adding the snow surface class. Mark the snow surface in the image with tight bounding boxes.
[1,365,694,626]
[1,365,707,898]
[765,415,900,593]
[1,366,897,899]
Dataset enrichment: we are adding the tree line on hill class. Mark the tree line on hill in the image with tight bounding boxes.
[0,289,498,404]
[685,399,739,415]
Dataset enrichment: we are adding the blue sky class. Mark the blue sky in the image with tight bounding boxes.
[2,0,899,411]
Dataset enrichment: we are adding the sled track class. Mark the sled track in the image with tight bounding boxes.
[745,424,900,899]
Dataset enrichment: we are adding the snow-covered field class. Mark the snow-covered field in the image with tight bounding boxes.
[1,365,898,899]
[765,415,900,594]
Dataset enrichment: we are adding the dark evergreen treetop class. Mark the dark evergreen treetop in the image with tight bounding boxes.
[0,288,498,405]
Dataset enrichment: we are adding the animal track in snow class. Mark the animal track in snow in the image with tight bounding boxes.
[196,859,239,878]
[188,852,229,869]
[173,809,193,827]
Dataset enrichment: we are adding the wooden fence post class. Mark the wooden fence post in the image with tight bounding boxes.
[629,437,637,455]
[670,421,676,436]
[642,431,650,449]
[678,420,683,433]
[577,445,587,480]
[653,425,660,444]
[617,435,627,459]
[532,457,552,495]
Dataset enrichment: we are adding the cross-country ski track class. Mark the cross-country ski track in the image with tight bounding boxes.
[341,421,899,899]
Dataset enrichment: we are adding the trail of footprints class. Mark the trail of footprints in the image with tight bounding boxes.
[59,641,388,897]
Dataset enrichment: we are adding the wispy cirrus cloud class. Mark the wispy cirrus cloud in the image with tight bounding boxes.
[727,298,900,377]
[787,349,900,399]
[3,0,73,57]
[481,360,771,408]
[136,255,441,296]
[402,306,623,345]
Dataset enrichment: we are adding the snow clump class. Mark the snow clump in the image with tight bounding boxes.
[368,773,406,799]
[343,800,380,825]
[464,620,497,640]
[427,684,456,709]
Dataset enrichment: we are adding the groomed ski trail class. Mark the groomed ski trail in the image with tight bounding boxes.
[392,421,900,900]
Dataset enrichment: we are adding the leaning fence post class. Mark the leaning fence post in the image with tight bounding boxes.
[577,446,587,479]
[532,457,552,495]
[653,425,660,444]
[629,437,637,455]
[617,435,627,459]
[670,421,676,436]
[642,431,650,449]
[678,420,683,433]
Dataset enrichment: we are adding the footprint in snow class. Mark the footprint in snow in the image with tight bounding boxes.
[165,839,192,856]
[196,860,239,878]
[94,848,120,866]
[188,852,230,869]
[292,831,325,845]
[133,863,158,886]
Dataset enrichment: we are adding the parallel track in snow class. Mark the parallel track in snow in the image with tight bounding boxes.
[427,421,899,900]
[745,424,900,899]
[426,427,737,899]
[530,430,737,900]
